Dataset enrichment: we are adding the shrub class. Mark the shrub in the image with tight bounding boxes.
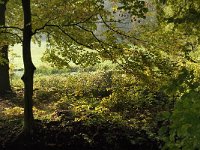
[159,68,200,149]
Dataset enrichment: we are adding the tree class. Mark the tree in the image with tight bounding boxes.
[0,0,11,95]
[146,0,200,149]
[1,0,149,136]
[21,0,36,135]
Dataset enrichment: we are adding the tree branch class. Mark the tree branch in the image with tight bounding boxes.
[99,15,145,43]
[32,14,96,35]
[0,31,23,43]
[75,24,105,50]
[75,24,123,62]
[47,24,93,49]
[0,26,23,31]
[32,20,51,35]
[63,14,95,26]
[75,24,125,50]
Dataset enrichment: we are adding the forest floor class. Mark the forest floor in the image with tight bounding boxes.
[0,92,160,150]
[0,119,160,150]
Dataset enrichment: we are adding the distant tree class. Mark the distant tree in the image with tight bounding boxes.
[0,0,11,95]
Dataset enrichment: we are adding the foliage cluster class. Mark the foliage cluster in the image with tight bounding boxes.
[148,0,200,149]
[2,69,174,148]
[1,0,200,149]
[158,66,200,150]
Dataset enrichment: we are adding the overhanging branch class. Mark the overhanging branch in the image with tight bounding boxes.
[0,26,23,31]
[0,31,23,43]
[32,20,51,35]
[75,24,124,62]
[32,14,96,36]
[99,15,145,43]
[75,24,105,49]
[47,24,93,49]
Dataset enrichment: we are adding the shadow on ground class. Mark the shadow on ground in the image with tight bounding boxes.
[0,119,160,150]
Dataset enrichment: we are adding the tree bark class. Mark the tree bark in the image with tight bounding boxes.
[0,0,11,95]
[21,0,36,135]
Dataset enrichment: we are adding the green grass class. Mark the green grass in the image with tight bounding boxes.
[10,42,46,69]
[10,43,117,78]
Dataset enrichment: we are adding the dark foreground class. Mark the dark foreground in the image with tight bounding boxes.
[0,119,160,150]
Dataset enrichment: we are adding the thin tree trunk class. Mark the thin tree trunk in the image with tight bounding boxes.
[0,0,11,95]
[21,0,36,135]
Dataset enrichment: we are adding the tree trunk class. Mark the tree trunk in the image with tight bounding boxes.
[21,0,36,135]
[0,0,11,95]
